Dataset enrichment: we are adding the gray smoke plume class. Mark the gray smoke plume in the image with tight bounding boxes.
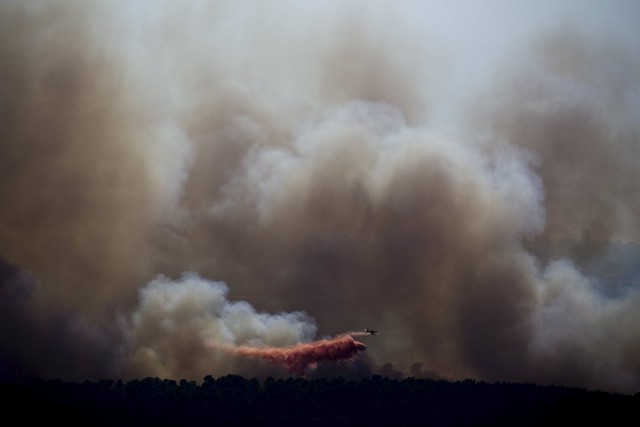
[477,28,640,242]
[1,1,639,393]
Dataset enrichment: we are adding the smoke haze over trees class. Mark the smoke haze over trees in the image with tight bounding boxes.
[1,0,640,393]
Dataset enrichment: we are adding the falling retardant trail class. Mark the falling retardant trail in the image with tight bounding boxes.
[214,335,367,376]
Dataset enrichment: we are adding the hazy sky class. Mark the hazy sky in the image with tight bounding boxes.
[1,0,639,393]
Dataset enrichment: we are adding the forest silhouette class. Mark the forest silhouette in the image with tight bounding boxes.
[2,374,638,426]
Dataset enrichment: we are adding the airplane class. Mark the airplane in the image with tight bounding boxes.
[363,328,380,335]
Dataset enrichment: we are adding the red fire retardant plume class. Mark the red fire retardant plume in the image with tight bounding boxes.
[216,335,367,375]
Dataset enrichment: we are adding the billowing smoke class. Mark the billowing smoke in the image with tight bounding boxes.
[1,1,640,393]
[124,273,317,379]
[124,274,366,378]
[476,28,640,242]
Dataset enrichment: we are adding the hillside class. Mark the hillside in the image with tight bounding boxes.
[2,375,638,426]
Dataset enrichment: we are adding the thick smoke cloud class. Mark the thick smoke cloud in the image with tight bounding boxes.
[478,29,640,242]
[0,1,191,314]
[124,274,317,379]
[1,1,639,393]
[529,261,640,392]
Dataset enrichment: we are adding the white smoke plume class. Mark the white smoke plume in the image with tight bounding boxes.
[124,273,317,379]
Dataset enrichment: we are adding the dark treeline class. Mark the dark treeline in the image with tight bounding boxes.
[1,375,638,426]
